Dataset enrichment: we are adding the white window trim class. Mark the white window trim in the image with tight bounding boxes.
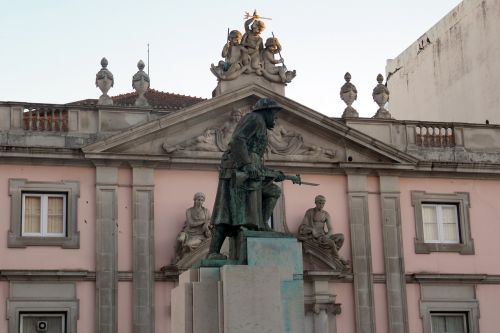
[21,193,67,237]
[422,203,459,244]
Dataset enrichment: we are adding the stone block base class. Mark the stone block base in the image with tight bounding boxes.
[171,236,305,333]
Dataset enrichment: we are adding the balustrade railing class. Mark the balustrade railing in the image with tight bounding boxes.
[415,125,454,147]
[22,107,68,132]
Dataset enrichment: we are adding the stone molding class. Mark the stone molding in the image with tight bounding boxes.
[3,270,500,284]
[132,167,155,333]
[419,284,480,333]
[411,191,474,254]
[95,166,118,333]
[6,282,79,333]
[304,303,341,315]
[347,174,376,333]
[8,178,80,248]
[379,176,409,333]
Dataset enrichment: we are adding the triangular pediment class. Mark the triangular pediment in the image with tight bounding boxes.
[83,84,418,170]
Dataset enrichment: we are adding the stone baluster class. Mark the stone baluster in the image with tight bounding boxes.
[35,109,41,130]
[27,109,32,130]
[447,128,453,146]
[58,110,63,131]
[415,127,421,146]
[372,74,392,119]
[50,110,55,131]
[42,110,48,131]
[439,128,446,146]
[340,72,358,118]
[421,127,427,146]
[427,127,434,146]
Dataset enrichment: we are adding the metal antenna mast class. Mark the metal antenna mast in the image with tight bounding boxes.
[147,43,150,76]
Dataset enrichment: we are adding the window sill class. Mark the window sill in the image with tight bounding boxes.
[414,239,475,254]
[8,232,80,248]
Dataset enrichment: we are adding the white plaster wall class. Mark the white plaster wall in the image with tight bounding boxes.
[386,0,500,124]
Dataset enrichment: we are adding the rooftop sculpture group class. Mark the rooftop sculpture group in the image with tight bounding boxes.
[211,11,296,84]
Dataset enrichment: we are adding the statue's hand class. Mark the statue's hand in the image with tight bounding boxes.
[291,174,302,185]
[274,171,286,182]
[243,164,260,179]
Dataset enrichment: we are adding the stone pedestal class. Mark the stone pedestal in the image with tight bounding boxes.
[171,233,305,333]
[212,74,286,97]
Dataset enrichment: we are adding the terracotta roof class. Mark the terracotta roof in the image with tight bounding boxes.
[112,89,205,109]
[67,89,206,110]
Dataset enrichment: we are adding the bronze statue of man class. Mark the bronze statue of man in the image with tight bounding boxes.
[207,98,286,260]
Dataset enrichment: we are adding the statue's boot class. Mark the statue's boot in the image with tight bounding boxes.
[261,197,278,231]
[206,226,228,260]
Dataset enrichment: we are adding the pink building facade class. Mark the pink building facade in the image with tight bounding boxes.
[1,81,500,333]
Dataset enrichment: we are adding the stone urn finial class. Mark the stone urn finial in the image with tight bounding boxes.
[95,57,114,105]
[132,59,150,107]
[340,72,358,118]
[372,73,392,119]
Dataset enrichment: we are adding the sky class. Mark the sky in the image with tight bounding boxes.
[0,0,462,117]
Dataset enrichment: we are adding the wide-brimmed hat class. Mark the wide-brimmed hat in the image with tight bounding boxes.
[252,98,283,112]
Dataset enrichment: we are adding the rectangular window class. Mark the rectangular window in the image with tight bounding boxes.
[20,312,66,333]
[8,179,79,248]
[411,191,474,254]
[431,312,467,333]
[422,204,459,243]
[22,193,66,237]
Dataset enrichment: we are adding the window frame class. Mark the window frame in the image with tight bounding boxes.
[19,312,66,332]
[421,203,460,244]
[21,193,67,237]
[430,312,468,333]
[8,179,80,248]
[411,191,474,254]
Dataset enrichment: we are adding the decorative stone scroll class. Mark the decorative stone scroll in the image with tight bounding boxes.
[95,57,114,105]
[267,123,336,158]
[162,109,243,154]
[210,10,296,84]
[163,111,336,160]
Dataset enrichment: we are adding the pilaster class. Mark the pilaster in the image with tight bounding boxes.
[304,278,341,333]
[95,166,118,333]
[347,174,376,333]
[379,175,409,333]
[132,167,155,333]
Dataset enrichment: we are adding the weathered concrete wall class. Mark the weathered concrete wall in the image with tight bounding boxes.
[386,0,500,123]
